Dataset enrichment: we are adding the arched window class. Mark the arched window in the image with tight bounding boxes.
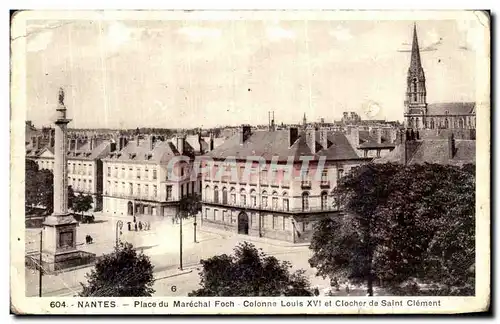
[430,118,435,129]
[222,187,228,204]
[272,191,279,210]
[302,192,309,211]
[250,189,257,207]
[240,188,247,206]
[444,118,449,129]
[262,190,268,208]
[321,191,328,210]
[230,188,236,205]
[213,186,219,203]
[204,185,210,201]
[458,118,464,129]
[282,191,289,211]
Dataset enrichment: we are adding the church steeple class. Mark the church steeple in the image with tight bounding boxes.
[404,23,427,129]
[409,23,423,74]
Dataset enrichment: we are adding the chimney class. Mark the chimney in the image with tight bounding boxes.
[319,128,328,150]
[376,128,382,144]
[349,127,359,149]
[240,125,252,144]
[110,142,117,152]
[288,127,299,147]
[197,133,203,154]
[176,135,185,155]
[305,126,317,153]
[448,133,455,159]
[89,136,95,151]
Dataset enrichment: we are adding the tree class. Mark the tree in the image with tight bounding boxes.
[309,163,400,296]
[189,242,313,296]
[73,194,94,216]
[25,159,76,215]
[309,162,475,296]
[79,242,155,297]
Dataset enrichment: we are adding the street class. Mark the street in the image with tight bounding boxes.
[25,213,372,297]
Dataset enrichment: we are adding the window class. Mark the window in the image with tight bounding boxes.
[204,185,210,201]
[120,167,125,178]
[181,167,184,177]
[301,170,310,187]
[222,210,227,223]
[213,186,219,203]
[129,183,133,195]
[153,169,157,180]
[260,169,268,185]
[129,167,133,179]
[137,184,141,196]
[204,208,209,219]
[145,184,149,197]
[337,169,344,181]
[181,184,184,198]
[153,185,157,198]
[222,187,228,204]
[230,188,236,205]
[262,191,268,208]
[321,192,328,210]
[272,191,278,210]
[272,169,279,186]
[166,185,173,201]
[114,181,118,194]
[282,192,289,211]
[240,189,247,206]
[302,192,309,211]
[83,179,87,191]
[250,189,257,207]
[114,167,118,177]
[74,164,77,174]
[213,209,217,220]
[121,182,125,194]
[145,168,149,180]
[321,169,328,185]
[136,168,141,179]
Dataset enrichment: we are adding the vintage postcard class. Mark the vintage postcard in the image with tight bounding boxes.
[10,10,490,315]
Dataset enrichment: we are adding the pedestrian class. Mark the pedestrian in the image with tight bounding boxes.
[134,222,138,231]
[138,221,143,231]
[346,285,350,294]
[127,222,131,231]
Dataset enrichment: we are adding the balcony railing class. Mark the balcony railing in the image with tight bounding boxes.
[103,192,160,201]
[202,198,341,213]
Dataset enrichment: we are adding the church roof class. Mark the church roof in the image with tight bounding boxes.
[427,102,476,116]
[374,139,475,166]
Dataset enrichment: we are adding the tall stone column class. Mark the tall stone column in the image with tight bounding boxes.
[42,88,81,272]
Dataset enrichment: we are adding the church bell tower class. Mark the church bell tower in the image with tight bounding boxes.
[404,23,427,129]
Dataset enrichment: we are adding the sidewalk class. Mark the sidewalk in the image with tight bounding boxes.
[198,224,311,248]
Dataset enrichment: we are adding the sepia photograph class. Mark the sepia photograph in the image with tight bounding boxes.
[10,10,490,314]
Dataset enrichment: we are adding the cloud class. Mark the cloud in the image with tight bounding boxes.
[177,26,222,42]
[27,30,53,52]
[266,26,295,42]
[329,26,352,41]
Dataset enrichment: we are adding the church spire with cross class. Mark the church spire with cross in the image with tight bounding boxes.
[404,23,428,129]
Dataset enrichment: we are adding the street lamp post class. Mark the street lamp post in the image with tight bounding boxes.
[193,214,197,243]
[179,213,183,271]
[115,220,123,247]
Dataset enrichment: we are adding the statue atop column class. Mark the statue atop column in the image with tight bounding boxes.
[58,87,65,106]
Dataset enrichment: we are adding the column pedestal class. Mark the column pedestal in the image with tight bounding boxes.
[41,214,95,272]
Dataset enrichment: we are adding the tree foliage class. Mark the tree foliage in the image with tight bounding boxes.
[177,193,202,219]
[25,159,76,215]
[73,194,94,215]
[309,162,475,296]
[79,242,155,297]
[189,242,313,296]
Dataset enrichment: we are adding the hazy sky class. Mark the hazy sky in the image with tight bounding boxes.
[25,16,481,129]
